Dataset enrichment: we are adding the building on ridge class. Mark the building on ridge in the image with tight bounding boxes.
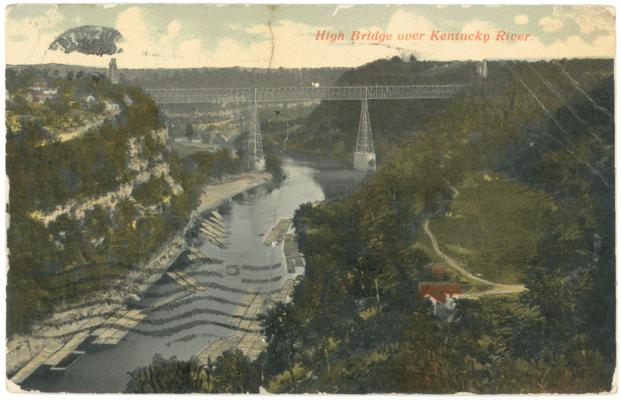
[108,58,121,84]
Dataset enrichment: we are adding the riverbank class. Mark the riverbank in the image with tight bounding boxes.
[196,171,271,214]
[7,171,273,386]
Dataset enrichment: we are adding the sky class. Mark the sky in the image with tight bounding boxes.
[4,4,616,69]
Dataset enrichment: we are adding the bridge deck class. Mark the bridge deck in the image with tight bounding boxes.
[147,85,464,104]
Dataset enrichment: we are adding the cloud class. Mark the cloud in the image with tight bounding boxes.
[332,5,353,17]
[386,9,436,34]
[514,15,529,25]
[116,7,147,39]
[539,6,614,34]
[539,16,564,32]
[167,19,181,39]
[175,38,204,66]
[553,6,614,34]
[379,9,613,62]
[210,19,399,68]
[112,7,163,66]
[5,7,65,64]
[541,32,614,59]
[245,23,271,37]
[4,5,616,68]
[9,34,30,42]
[5,6,64,35]
[112,7,199,68]
[209,37,272,67]
[383,8,436,56]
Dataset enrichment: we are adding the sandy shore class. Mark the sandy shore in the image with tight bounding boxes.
[7,171,272,381]
[196,171,271,214]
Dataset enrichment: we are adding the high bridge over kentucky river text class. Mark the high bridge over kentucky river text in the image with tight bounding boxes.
[146,85,465,171]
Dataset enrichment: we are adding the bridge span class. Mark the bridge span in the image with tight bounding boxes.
[147,85,465,172]
[146,85,464,104]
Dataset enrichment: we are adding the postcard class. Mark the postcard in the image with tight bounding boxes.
[4,3,616,394]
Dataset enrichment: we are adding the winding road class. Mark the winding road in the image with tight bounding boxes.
[423,219,526,298]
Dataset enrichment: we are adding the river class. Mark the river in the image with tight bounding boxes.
[22,155,364,393]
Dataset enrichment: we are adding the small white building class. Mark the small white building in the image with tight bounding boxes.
[476,59,488,79]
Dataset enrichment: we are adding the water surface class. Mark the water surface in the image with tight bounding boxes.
[23,156,364,393]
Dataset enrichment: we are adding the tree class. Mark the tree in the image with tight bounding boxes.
[259,302,304,386]
[265,152,285,182]
[126,351,261,394]
[126,355,202,393]
[209,349,261,393]
[185,123,195,141]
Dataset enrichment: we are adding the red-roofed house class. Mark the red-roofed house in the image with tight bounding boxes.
[418,281,461,303]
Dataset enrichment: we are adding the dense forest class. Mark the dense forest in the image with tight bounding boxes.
[288,58,613,162]
[6,69,244,335]
[9,63,348,89]
[123,66,347,89]
[127,57,615,393]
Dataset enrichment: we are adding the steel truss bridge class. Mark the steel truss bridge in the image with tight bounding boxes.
[146,85,464,104]
[146,85,465,171]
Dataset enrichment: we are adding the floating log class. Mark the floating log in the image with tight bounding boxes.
[263,219,292,245]
[199,226,221,241]
[197,291,267,364]
[200,222,226,238]
[10,342,64,384]
[211,210,224,222]
[44,330,90,367]
[199,233,227,249]
[166,272,203,291]
[207,216,226,229]
[283,234,305,272]
[198,227,227,246]
[91,309,147,345]
[49,351,85,371]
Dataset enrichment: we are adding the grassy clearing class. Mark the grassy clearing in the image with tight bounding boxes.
[428,172,555,284]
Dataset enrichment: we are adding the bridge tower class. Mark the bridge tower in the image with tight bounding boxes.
[248,92,265,171]
[353,90,376,172]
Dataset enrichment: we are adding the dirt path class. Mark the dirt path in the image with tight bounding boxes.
[38,109,122,146]
[423,219,526,298]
